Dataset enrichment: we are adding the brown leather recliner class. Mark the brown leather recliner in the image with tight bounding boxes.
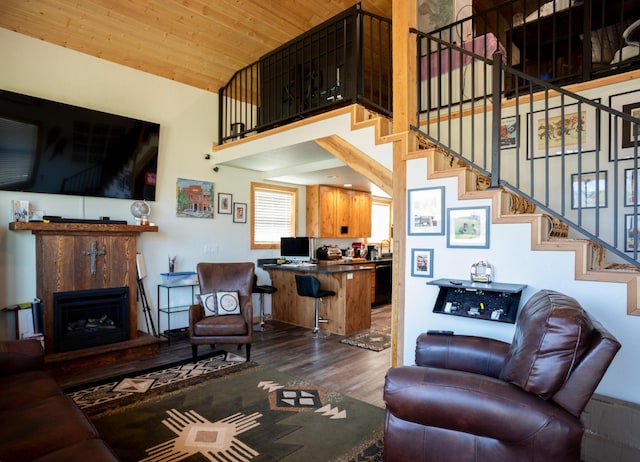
[189,262,255,361]
[383,290,621,462]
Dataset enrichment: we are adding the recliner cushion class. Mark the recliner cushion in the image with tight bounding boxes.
[499,290,594,399]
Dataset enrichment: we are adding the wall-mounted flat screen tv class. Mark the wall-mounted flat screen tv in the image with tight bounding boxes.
[0,89,160,201]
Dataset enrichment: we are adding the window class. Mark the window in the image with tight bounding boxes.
[369,198,392,244]
[251,182,298,249]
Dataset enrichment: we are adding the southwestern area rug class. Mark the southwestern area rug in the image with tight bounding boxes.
[67,351,384,461]
[340,327,391,352]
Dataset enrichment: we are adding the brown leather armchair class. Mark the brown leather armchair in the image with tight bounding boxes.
[189,262,255,362]
[383,290,621,462]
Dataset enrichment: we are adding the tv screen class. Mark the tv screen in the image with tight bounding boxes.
[280,237,312,261]
[0,89,160,201]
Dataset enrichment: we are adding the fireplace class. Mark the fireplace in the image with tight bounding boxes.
[53,287,130,353]
[9,222,159,369]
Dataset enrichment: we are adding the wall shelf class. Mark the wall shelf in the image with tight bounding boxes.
[427,278,527,324]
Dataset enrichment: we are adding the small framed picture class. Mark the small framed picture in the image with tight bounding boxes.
[233,202,247,223]
[411,248,434,278]
[218,193,232,214]
[500,115,519,149]
[626,168,640,206]
[408,187,445,235]
[609,89,640,160]
[447,206,490,249]
[571,171,607,209]
[625,214,640,252]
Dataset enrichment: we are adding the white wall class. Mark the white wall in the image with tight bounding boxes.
[404,156,640,405]
[0,29,293,337]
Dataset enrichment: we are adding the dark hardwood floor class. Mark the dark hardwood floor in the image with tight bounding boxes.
[57,305,392,408]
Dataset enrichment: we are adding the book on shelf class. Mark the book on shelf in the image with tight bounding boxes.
[11,199,29,222]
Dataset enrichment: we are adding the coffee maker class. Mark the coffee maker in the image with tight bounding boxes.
[367,245,379,260]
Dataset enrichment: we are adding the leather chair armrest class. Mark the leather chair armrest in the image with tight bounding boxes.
[0,340,44,376]
[384,366,581,444]
[415,333,509,378]
[189,303,204,334]
[239,296,254,326]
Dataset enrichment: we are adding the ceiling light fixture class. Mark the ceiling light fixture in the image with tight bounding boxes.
[344,183,352,187]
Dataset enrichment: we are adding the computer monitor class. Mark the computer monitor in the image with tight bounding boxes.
[280,237,312,262]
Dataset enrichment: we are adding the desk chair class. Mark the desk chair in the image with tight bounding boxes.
[252,275,277,331]
[295,274,335,338]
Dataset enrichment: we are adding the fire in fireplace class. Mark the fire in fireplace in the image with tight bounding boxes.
[53,287,130,352]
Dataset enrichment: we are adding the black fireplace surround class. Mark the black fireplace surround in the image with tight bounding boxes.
[53,287,130,352]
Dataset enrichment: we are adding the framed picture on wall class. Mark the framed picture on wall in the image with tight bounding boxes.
[218,193,232,214]
[625,214,640,252]
[500,115,519,149]
[571,171,607,209]
[176,178,214,219]
[609,89,640,160]
[411,248,434,278]
[447,206,490,249]
[625,168,640,206]
[408,187,445,235]
[233,202,247,223]
[527,100,599,159]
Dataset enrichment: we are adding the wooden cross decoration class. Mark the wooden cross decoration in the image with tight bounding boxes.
[82,241,106,276]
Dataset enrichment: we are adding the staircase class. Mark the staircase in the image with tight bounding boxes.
[412,137,640,316]
[406,6,640,315]
[332,102,640,315]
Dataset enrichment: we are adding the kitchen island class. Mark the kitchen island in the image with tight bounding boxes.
[264,263,372,335]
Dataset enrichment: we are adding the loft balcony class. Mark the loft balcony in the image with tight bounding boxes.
[217,4,391,145]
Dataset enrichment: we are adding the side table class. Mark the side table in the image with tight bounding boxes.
[157,282,199,345]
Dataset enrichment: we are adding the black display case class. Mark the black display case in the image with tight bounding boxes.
[427,278,527,324]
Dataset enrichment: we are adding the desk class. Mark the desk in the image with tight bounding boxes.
[265,264,372,335]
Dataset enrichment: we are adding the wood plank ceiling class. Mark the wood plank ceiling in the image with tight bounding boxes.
[0,0,392,93]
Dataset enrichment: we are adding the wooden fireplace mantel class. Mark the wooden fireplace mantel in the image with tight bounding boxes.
[9,222,159,234]
[9,221,159,365]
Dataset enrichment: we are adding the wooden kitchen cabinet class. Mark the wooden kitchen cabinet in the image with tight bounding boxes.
[351,189,371,238]
[307,184,372,238]
[306,185,336,237]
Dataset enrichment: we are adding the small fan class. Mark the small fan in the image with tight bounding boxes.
[130,200,151,225]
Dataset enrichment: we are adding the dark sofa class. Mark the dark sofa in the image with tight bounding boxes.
[0,339,119,462]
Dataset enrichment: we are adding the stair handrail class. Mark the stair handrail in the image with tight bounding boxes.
[413,26,640,268]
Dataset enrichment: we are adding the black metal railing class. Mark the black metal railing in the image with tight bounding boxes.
[414,25,640,267]
[422,0,640,105]
[218,5,392,145]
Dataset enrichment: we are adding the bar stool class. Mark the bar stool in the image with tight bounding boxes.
[294,274,335,338]
[252,275,277,331]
